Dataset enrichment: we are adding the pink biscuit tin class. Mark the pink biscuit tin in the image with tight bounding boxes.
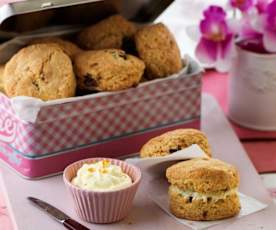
[0,59,201,179]
[0,0,201,179]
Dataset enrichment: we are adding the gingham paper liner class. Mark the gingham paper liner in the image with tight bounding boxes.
[63,158,141,223]
[0,64,201,156]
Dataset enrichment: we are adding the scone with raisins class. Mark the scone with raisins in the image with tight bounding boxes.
[140,129,212,158]
[74,49,145,91]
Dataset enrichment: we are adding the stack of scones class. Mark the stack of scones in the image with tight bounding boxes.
[140,128,241,221]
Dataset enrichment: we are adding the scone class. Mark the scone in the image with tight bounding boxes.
[74,49,145,91]
[135,23,182,79]
[30,37,82,58]
[166,158,241,220]
[77,14,137,50]
[3,44,76,101]
[0,65,5,93]
[140,129,212,158]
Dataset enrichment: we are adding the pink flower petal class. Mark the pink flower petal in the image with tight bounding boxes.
[195,38,218,65]
[256,0,269,13]
[220,34,235,59]
[195,35,235,72]
[200,19,228,40]
[230,0,254,12]
[203,6,226,19]
[263,30,276,52]
[216,35,236,72]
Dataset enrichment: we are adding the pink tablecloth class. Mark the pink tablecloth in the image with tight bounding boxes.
[1,71,276,230]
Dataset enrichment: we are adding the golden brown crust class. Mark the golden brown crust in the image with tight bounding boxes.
[135,23,182,79]
[0,65,5,93]
[74,49,145,91]
[140,129,212,158]
[169,186,240,220]
[3,44,76,101]
[77,15,137,50]
[30,37,82,58]
[166,158,239,193]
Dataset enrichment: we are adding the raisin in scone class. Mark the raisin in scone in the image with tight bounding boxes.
[140,129,212,158]
[77,15,137,50]
[166,158,241,220]
[135,23,182,79]
[3,44,76,100]
[74,49,145,91]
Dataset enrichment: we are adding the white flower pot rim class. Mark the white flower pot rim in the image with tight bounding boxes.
[236,43,276,59]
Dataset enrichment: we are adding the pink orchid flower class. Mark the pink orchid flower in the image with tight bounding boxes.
[255,0,270,13]
[259,0,276,52]
[237,0,267,44]
[230,0,255,12]
[195,6,235,72]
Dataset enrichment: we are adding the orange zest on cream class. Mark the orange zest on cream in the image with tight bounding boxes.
[71,160,132,191]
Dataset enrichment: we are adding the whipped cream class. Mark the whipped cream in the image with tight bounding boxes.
[170,185,237,202]
[72,160,132,191]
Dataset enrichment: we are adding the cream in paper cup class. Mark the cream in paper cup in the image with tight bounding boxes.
[63,158,141,224]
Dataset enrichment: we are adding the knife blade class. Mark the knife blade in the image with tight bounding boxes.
[28,197,90,230]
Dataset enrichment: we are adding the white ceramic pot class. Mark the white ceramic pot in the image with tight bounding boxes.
[228,45,276,130]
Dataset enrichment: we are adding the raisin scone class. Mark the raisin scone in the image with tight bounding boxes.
[3,44,76,100]
[30,37,82,58]
[140,129,212,158]
[135,23,182,79]
[77,15,137,50]
[166,158,241,220]
[74,49,145,91]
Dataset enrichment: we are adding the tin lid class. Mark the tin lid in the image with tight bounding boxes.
[0,0,174,34]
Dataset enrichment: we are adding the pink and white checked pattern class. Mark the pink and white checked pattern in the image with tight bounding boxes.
[0,70,201,156]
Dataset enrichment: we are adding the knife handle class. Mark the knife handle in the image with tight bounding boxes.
[63,219,90,230]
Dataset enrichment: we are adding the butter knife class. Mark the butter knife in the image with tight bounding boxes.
[28,197,90,230]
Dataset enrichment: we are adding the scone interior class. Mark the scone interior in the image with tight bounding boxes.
[166,158,241,221]
[140,129,212,158]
